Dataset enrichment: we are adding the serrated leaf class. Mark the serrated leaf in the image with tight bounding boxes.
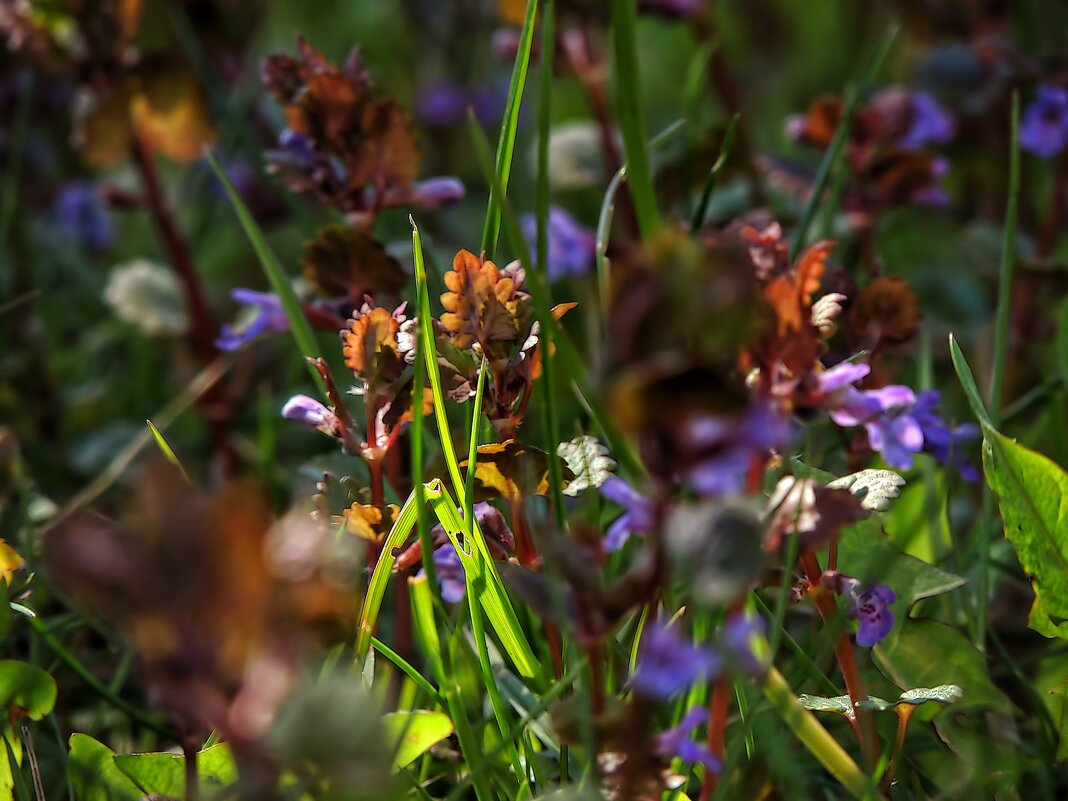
[557,435,615,497]
[856,684,962,711]
[837,519,965,609]
[827,469,905,512]
[981,427,1068,640]
[382,710,454,770]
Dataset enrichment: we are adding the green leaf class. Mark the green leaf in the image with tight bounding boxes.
[0,660,57,718]
[981,427,1068,639]
[856,684,963,711]
[948,333,993,429]
[837,520,966,610]
[382,710,454,771]
[207,149,326,396]
[114,743,236,796]
[145,419,189,482]
[875,619,1012,715]
[67,734,140,801]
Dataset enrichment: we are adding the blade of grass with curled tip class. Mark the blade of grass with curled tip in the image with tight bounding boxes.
[424,479,543,684]
[410,219,467,506]
[789,25,898,261]
[145,420,189,482]
[369,635,445,710]
[481,0,539,258]
[690,113,739,232]
[611,0,659,240]
[354,489,420,671]
[206,149,325,396]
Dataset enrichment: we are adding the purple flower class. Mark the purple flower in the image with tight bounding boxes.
[384,176,466,209]
[281,394,339,436]
[521,207,596,281]
[898,92,955,150]
[844,581,896,647]
[722,613,768,678]
[416,81,470,127]
[419,544,466,604]
[912,390,980,481]
[686,404,792,497]
[817,362,871,394]
[1020,86,1068,159]
[632,620,720,699]
[599,476,656,551]
[54,182,114,250]
[831,385,924,470]
[216,289,290,351]
[654,707,721,773]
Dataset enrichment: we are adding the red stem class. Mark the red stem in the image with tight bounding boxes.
[700,673,732,801]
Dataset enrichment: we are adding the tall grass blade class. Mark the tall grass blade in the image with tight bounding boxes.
[145,420,189,482]
[206,149,325,396]
[690,113,739,232]
[480,0,540,258]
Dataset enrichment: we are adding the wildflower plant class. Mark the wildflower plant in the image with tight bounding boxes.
[3,3,1068,801]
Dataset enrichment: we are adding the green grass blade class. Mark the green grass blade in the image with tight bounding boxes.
[145,420,189,482]
[206,149,325,396]
[596,166,627,317]
[480,0,540,258]
[611,0,660,239]
[410,219,467,505]
[411,273,437,594]
[424,480,543,683]
[465,361,488,524]
[789,25,898,261]
[409,575,444,682]
[990,89,1021,428]
[690,113,739,232]
[354,489,420,670]
[949,334,992,428]
[370,635,445,709]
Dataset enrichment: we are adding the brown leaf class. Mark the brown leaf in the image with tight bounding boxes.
[439,250,528,350]
[350,99,420,190]
[341,301,406,388]
[461,440,571,504]
[129,57,216,164]
[302,224,408,298]
[342,503,400,544]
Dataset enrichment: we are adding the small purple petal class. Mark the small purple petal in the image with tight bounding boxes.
[898,91,956,150]
[1020,86,1068,159]
[281,394,336,433]
[632,621,720,699]
[817,362,871,393]
[216,289,289,351]
[655,706,722,773]
[521,207,596,281]
[848,583,896,647]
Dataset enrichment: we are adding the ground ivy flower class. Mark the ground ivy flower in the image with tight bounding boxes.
[687,404,792,497]
[845,580,896,647]
[632,620,720,699]
[281,394,339,436]
[419,544,466,604]
[54,181,114,250]
[520,207,596,281]
[654,707,722,773]
[1020,86,1068,159]
[897,91,955,150]
[216,289,289,351]
[830,384,923,469]
[911,390,980,481]
[599,476,655,551]
[722,613,769,677]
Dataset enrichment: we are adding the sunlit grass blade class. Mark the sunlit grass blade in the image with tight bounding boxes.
[480,0,539,258]
[789,25,898,261]
[409,575,444,682]
[370,635,445,709]
[145,420,189,482]
[354,489,419,671]
[949,334,992,428]
[424,480,543,684]
[206,149,325,396]
[468,115,645,480]
[611,0,659,239]
[690,113,739,232]
[410,219,467,504]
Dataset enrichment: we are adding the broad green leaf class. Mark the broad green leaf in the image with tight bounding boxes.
[827,469,905,512]
[0,661,55,718]
[981,427,1068,639]
[837,520,966,609]
[114,743,237,796]
[382,710,454,771]
[875,619,1012,715]
[67,735,140,801]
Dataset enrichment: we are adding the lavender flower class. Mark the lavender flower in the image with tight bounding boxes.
[384,176,466,209]
[912,390,980,481]
[416,81,470,127]
[419,544,466,604]
[897,92,955,150]
[845,581,896,647]
[632,620,720,699]
[54,182,114,250]
[281,395,339,436]
[599,476,656,551]
[520,207,596,281]
[722,612,768,678]
[686,404,792,497]
[216,289,290,351]
[654,707,722,773]
[1020,86,1068,159]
